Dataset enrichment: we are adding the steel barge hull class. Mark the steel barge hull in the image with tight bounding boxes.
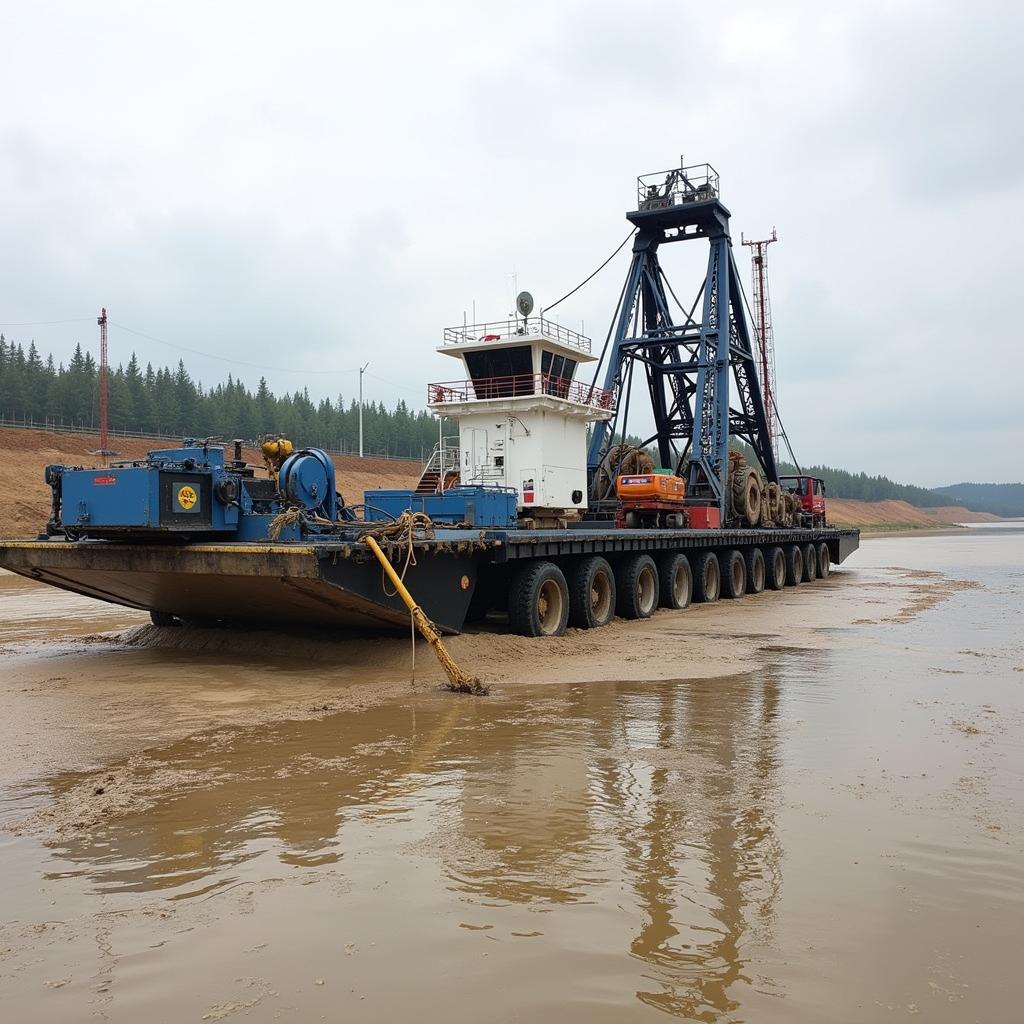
[0,526,859,633]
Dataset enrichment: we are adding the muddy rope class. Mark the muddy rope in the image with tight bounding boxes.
[357,511,435,593]
[268,506,302,540]
[268,506,345,541]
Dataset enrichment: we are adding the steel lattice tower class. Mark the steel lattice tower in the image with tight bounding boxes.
[587,162,778,518]
[741,231,779,461]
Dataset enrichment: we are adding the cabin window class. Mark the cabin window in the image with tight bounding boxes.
[465,346,533,397]
[541,351,577,397]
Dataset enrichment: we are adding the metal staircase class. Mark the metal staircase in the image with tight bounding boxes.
[415,437,460,495]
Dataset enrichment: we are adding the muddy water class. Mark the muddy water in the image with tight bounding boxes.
[1,531,1022,1022]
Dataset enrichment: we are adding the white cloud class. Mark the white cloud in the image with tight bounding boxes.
[1,0,1020,485]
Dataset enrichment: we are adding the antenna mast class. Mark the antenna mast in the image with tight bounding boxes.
[98,307,109,453]
[741,230,779,459]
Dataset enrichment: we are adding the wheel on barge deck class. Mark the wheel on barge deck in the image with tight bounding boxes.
[692,550,721,603]
[721,550,747,599]
[765,546,787,591]
[509,560,570,637]
[802,543,818,582]
[784,544,804,587]
[817,542,831,578]
[615,554,659,620]
[657,552,692,610]
[745,548,766,594]
[568,556,616,629]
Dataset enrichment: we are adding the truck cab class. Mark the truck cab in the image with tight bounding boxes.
[780,475,826,528]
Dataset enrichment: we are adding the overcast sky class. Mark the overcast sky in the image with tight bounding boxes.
[1,0,1020,486]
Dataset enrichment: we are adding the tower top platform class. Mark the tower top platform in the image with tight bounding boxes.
[440,317,594,362]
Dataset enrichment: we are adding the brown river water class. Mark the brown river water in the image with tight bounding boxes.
[0,528,1022,1022]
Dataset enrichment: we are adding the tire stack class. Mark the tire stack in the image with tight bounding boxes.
[728,453,763,528]
[596,444,655,498]
[764,481,782,527]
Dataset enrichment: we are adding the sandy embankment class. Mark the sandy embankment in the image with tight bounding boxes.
[827,497,1003,530]
[0,426,423,538]
[1,425,1013,537]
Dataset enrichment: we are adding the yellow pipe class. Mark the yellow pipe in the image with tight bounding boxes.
[365,535,420,615]
[363,535,486,695]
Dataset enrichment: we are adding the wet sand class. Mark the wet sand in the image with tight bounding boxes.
[1,529,1022,1021]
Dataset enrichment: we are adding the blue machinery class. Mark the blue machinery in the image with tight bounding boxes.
[46,440,343,542]
[586,162,778,518]
[44,440,519,542]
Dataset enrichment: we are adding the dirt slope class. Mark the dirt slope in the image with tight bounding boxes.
[0,426,1005,536]
[0,427,422,538]
[827,497,1002,529]
[926,505,1004,524]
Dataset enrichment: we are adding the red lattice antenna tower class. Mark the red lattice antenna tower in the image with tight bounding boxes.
[741,230,779,459]
[97,307,109,452]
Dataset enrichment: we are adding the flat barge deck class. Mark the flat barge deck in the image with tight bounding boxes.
[0,525,860,635]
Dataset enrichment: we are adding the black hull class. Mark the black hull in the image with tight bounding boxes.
[0,541,478,633]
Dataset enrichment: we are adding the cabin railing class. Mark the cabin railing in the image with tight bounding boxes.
[427,374,614,410]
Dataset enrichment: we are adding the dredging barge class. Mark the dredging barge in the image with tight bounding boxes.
[0,160,859,636]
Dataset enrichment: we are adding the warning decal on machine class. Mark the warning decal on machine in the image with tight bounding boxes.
[176,485,198,511]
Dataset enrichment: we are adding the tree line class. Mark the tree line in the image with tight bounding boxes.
[2,334,1015,510]
[772,458,948,507]
[0,335,448,459]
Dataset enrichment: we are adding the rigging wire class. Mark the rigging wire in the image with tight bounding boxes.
[365,371,422,396]
[542,230,636,315]
[657,267,702,331]
[108,320,359,377]
[2,316,432,403]
[0,317,94,328]
[735,269,801,471]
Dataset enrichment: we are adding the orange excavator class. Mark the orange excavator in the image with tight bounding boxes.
[615,472,687,529]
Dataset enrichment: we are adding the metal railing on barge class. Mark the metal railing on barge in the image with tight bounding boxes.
[427,373,614,410]
[442,318,591,353]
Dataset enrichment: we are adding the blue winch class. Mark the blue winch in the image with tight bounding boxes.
[45,439,342,542]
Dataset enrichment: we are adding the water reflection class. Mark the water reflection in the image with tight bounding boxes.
[591,674,782,1019]
[38,670,786,1019]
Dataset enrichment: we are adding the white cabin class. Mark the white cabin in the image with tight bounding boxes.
[427,318,614,514]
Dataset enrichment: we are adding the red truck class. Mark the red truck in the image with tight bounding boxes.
[780,475,827,528]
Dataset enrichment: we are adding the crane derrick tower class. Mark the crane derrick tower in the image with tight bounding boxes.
[741,230,779,460]
[587,162,778,519]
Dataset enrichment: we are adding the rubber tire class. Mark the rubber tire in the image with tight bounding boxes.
[802,543,818,582]
[657,552,692,610]
[785,545,804,587]
[614,554,659,620]
[150,610,177,627]
[568,556,616,629]
[745,548,766,594]
[692,550,721,603]
[765,547,786,590]
[732,468,762,527]
[721,549,747,599]
[508,561,570,637]
[817,542,831,578]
